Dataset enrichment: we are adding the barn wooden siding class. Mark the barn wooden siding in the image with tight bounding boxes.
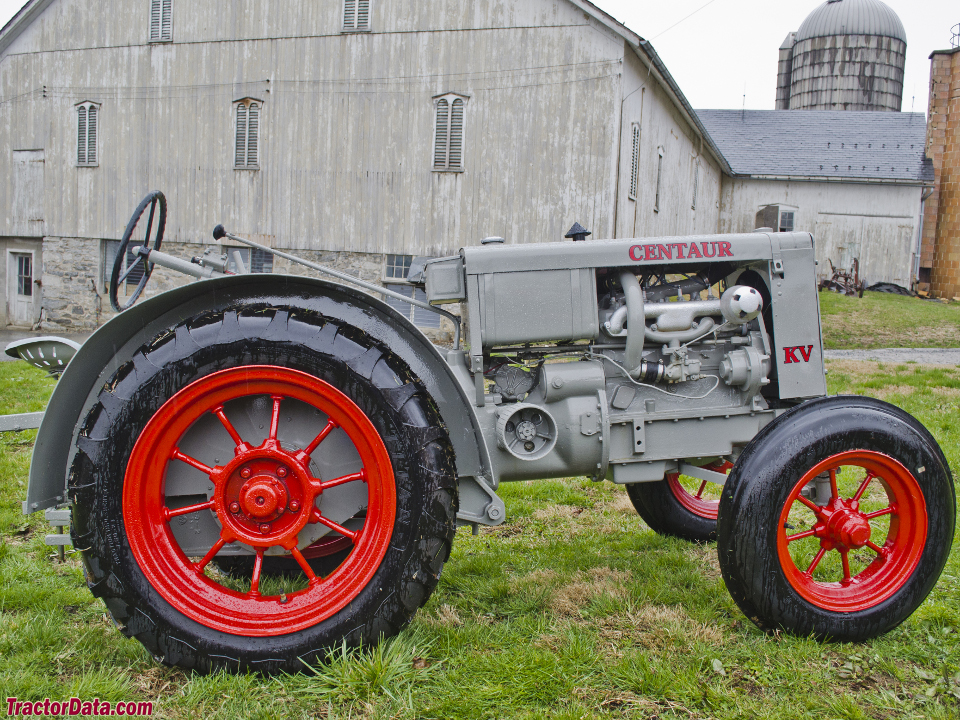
[719,177,923,287]
[0,0,661,256]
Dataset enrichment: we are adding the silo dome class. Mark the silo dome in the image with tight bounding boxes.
[796,0,906,44]
[775,0,907,112]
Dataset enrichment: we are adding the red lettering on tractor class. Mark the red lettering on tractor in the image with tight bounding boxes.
[627,240,735,262]
[629,245,643,261]
[783,345,815,364]
[717,241,733,257]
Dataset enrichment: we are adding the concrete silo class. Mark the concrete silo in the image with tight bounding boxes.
[776,0,906,111]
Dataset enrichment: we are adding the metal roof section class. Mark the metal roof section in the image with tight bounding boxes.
[696,109,929,184]
[795,0,906,43]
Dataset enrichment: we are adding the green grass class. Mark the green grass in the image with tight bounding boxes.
[819,290,960,349]
[1,360,959,718]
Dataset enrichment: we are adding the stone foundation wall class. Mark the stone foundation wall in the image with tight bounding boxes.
[39,240,460,344]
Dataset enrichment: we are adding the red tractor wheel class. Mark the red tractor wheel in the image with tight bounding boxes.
[626,461,731,542]
[718,396,955,641]
[69,307,457,672]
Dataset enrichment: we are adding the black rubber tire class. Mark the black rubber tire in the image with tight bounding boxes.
[68,305,458,673]
[626,475,718,543]
[717,396,955,641]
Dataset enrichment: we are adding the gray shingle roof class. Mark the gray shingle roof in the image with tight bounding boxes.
[695,110,930,183]
[796,0,906,43]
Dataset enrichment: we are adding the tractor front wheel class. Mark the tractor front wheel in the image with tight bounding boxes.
[717,396,955,641]
[626,461,730,542]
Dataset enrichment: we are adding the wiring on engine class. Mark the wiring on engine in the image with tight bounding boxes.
[586,352,722,400]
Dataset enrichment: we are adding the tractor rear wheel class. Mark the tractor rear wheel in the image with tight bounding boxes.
[717,396,955,641]
[625,461,730,542]
[68,306,457,673]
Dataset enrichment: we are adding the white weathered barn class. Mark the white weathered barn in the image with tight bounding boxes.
[0,0,933,330]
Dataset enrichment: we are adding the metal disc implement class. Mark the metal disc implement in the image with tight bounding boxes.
[122,366,397,636]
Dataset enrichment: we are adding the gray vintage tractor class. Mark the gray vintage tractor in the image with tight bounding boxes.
[18,192,956,673]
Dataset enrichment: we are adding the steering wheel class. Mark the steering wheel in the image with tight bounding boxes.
[110,191,166,312]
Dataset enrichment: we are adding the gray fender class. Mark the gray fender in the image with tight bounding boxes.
[25,274,502,525]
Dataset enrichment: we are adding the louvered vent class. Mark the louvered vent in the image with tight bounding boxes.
[87,105,97,164]
[150,0,160,40]
[357,0,370,30]
[77,106,87,164]
[629,124,640,200]
[161,0,172,40]
[235,104,247,167]
[247,103,259,167]
[448,99,463,169]
[343,0,356,29]
[434,99,449,168]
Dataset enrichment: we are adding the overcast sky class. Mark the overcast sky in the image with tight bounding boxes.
[0,0,955,113]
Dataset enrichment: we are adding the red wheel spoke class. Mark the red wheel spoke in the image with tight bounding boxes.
[787,528,817,543]
[318,470,367,492]
[290,547,319,583]
[268,396,283,442]
[249,549,264,597]
[853,472,876,502]
[212,405,248,452]
[865,541,885,555]
[171,449,214,476]
[309,508,358,541]
[840,549,852,582]
[194,538,226,573]
[805,547,827,575]
[864,506,894,520]
[829,468,839,500]
[694,480,708,500]
[303,419,339,456]
[796,494,825,517]
[164,499,214,521]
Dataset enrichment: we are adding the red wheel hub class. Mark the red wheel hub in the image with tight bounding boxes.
[777,450,926,612]
[123,366,396,636]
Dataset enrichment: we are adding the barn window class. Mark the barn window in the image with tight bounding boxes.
[103,240,144,292]
[76,102,100,167]
[629,124,640,201]
[382,254,441,329]
[225,247,274,273]
[779,211,795,233]
[342,0,371,31]
[149,0,173,42]
[654,147,663,213]
[433,95,466,171]
[692,158,700,210]
[234,99,261,169]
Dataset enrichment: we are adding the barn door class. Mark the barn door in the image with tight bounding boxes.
[7,251,35,326]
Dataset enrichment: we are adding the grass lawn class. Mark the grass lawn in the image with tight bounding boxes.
[818,291,960,350]
[1,360,959,719]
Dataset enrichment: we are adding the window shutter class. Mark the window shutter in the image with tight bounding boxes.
[629,124,639,200]
[150,0,161,40]
[448,99,463,169]
[235,104,247,167]
[77,106,87,164]
[343,0,356,29]
[161,0,172,40]
[247,103,259,167]
[434,99,449,168]
[87,105,97,165]
[357,0,369,29]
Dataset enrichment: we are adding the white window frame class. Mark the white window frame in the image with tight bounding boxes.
[234,98,262,170]
[779,208,797,233]
[628,123,640,201]
[432,93,468,172]
[148,0,173,42]
[342,0,372,32]
[76,101,100,167]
